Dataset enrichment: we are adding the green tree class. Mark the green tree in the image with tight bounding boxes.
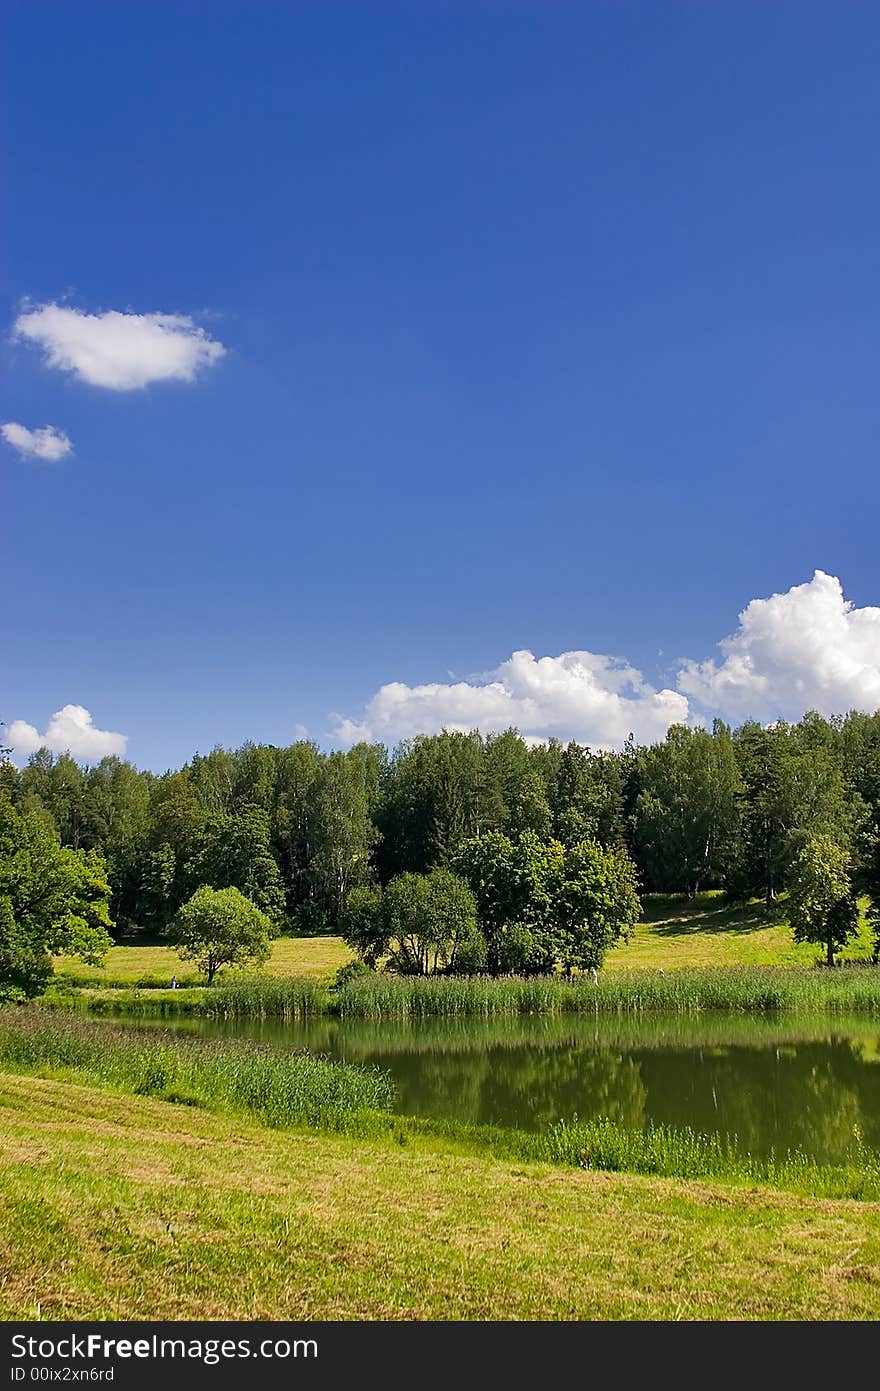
[455,830,557,974]
[633,723,742,895]
[786,834,859,967]
[305,751,379,931]
[0,799,113,1000]
[231,741,279,813]
[0,730,19,804]
[733,720,862,904]
[272,740,321,919]
[188,747,239,816]
[339,884,386,967]
[484,729,552,840]
[170,885,274,984]
[554,839,642,973]
[139,842,177,934]
[19,750,89,849]
[376,732,501,878]
[456,829,640,975]
[544,742,626,848]
[341,869,481,975]
[147,769,208,916]
[185,803,285,923]
[83,756,151,933]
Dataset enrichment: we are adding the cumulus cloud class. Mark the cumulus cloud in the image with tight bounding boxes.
[331,650,690,749]
[13,302,225,390]
[6,705,127,760]
[331,573,880,749]
[677,570,880,720]
[1,421,72,461]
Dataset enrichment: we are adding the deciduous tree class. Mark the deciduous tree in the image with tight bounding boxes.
[787,833,859,967]
[170,885,274,984]
[0,798,113,999]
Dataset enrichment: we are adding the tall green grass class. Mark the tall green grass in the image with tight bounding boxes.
[46,977,326,1021]
[48,963,880,1020]
[200,976,326,1020]
[540,1115,880,1200]
[0,1007,393,1130]
[335,966,880,1018]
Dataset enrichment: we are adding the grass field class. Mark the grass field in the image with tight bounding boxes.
[52,893,875,993]
[2,1071,880,1320]
[606,893,875,970]
[53,934,354,989]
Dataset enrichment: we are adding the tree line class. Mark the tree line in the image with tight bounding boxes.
[2,711,879,989]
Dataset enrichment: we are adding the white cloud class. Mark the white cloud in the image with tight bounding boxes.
[677,570,880,720]
[331,572,880,750]
[331,649,690,749]
[1,421,72,461]
[13,302,225,390]
[6,705,127,760]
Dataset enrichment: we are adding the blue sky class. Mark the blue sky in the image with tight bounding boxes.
[4,2,880,769]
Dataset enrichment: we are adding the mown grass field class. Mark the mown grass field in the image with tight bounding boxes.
[52,893,875,991]
[2,1071,880,1320]
[53,934,353,989]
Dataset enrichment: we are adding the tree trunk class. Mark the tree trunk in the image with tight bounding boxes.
[826,937,834,968]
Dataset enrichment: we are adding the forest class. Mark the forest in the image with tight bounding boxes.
[2,710,879,948]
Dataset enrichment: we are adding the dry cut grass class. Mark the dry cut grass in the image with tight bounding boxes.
[1,1072,880,1321]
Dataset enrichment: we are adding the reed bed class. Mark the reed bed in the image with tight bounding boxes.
[540,1115,880,1200]
[52,987,209,1017]
[199,976,326,1020]
[0,1007,394,1130]
[47,977,326,1021]
[48,963,880,1020]
[335,965,880,1019]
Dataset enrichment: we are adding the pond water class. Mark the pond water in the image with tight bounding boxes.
[157,1011,880,1163]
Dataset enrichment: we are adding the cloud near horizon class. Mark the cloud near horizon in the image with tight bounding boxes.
[332,572,880,748]
[13,302,225,390]
[331,649,690,750]
[677,569,880,720]
[10,574,880,763]
[2,421,72,461]
[6,705,127,760]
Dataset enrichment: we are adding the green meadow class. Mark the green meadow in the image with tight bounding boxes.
[2,1066,880,1321]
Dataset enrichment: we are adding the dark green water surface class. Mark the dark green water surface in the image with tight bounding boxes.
[156,1011,880,1163]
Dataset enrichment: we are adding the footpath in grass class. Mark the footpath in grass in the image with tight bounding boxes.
[2,1071,880,1320]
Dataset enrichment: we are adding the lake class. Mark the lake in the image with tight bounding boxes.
[160,1010,880,1163]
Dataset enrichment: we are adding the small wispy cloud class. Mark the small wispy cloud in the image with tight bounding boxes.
[2,421,72,461]
[13,302,225,390]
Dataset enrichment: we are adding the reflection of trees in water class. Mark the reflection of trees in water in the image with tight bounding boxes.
[637,1040,880,1162]
[184,1012,880,1164]
[376,1044,648,1132]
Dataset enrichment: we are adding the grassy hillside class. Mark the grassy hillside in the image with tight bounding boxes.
[609,894,874,970]
[2,1071,880,1320]
[52,893,875,990]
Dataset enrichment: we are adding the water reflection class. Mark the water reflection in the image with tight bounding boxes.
[159,1011,880,1164]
